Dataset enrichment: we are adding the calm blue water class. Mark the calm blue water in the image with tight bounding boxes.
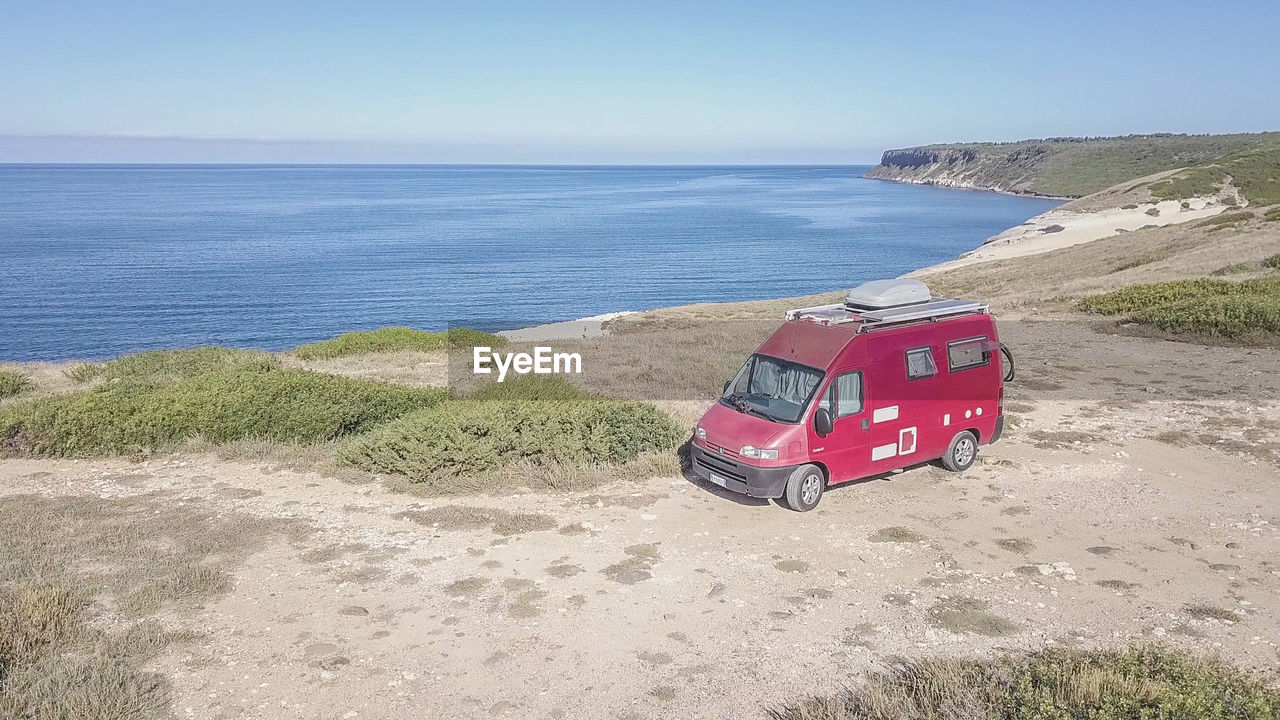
[0,165,1060,361]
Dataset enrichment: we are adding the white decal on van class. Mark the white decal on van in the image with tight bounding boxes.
[943,413,951,426]
[899,426,917,455]
[873,406,899,423]
[871,443,898,461]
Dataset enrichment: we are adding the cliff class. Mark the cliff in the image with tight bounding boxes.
[864,133,1279,198]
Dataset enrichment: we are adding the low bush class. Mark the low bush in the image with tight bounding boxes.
[771,646,1279,720]
[0,369,442,457]
[1265,253,1280,269]
[0,371,30,399]
[1080,278,1280,342]
[101,346,280,383]
[293,326,505,360]
[1133,294,1280,338]
[336,396,683,482]
[1079,277,1279,315]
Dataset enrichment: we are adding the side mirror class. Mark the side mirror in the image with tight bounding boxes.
[814,408,834,438]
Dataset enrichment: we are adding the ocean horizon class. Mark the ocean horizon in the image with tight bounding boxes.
[0,164,1060,362]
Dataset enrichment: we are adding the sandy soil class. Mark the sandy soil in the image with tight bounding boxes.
[4,320,1277,719]
[914,196,1232,275]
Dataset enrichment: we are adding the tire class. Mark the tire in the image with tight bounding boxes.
[783,464,825,512]
[942,431,979,472]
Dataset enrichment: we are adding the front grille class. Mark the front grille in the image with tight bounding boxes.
[694,450,747,482]
[705,441,740,460]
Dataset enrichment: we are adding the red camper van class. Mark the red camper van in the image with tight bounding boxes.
[690,279,1011,512]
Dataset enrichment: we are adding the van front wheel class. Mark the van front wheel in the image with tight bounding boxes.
[942,431,978,472]
[783,464,825,512]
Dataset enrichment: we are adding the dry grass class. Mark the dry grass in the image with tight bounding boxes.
[0,492,299,719]
[396,505,557,536]
[286,349,448,387]
[770,646,1279,719]
[926,597,1020,637]
[868,527,927,544]
[922,209,1280,316]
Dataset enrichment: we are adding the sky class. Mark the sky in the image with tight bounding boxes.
[2,0,1278,164]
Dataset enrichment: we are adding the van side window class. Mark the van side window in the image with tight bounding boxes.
[817,383,834,414]
[905,347,936,380]
[835,372,863,418]
[947,336,990,372]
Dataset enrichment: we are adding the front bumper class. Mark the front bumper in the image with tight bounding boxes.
[689,444,795,499]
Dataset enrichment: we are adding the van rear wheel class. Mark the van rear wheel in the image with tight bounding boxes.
[942,431,978,472]
[783,464,824,512]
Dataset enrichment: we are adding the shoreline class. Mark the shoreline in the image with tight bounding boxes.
[861,172,1075,201]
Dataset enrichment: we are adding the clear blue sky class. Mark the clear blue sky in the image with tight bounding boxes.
[3,0,1278,163]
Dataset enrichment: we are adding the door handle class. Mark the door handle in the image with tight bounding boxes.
[861,418,869,431]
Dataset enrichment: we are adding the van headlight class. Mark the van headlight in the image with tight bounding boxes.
[740,445,778,460]
[695,426,707,440]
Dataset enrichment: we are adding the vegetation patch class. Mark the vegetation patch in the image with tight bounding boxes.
[0,368,442,457]
[293,326,505,360]
[0,371,30,399]
[1192,209,1253,229]
[1209,262,1257,276]
[868,527,926,544]
[770,646,1279,719]
[396,505,557,536]
[1080,278,1280,342]
[336,393,683,487]
[925,597,1020,636]
[101,346,280,382]
[1150,142,1280,205]
[1265,253,1280,269]
[0,492,295,719]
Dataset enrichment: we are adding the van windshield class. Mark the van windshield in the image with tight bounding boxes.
[721,354,824,424]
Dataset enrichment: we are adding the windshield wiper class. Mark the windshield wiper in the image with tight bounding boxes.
[723,393,782,422]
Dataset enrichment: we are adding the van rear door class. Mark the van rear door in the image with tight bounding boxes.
[809,367,870,483]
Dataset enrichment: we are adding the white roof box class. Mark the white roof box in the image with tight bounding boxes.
[845,279,931,309]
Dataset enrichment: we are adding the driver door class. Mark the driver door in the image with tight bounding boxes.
[811,368,870,483]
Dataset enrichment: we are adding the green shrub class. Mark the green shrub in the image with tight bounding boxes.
[1080,278,1280,342]
[336,397,683,482]
[771,646,1279,719]
[0,369,442,457]
[1133,294,1280,338]
[101,347,280,383]
[1150,143,1280,206]
[0,371,31,399]
[1265,253,1280,269]
[1079,277,1280,315]
[293,326,506,360]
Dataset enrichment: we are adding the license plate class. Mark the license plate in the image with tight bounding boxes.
[707,472,729,488]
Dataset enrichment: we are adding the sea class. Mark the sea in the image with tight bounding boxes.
[0,165,1060,362]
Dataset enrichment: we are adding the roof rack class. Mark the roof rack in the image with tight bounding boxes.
[785,297,987,332]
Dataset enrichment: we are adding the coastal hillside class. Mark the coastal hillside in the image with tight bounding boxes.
[865,132,1280,198]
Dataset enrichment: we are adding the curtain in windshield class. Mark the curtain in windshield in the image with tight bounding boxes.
[725,355,822,423]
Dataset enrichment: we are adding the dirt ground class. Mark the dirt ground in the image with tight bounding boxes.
[3,319,1277,719]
